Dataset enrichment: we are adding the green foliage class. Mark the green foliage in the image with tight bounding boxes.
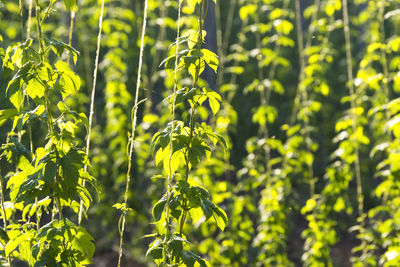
[2,0,400,266]
[0,0,97,265]
[147,0,228,265]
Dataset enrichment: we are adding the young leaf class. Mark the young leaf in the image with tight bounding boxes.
[26,77,46,100]
[0,109,18,127]
[181,250,208,267]
[146,238,163,257]
[63,0,77,11]
[6,77,24,111]
[201,49,219,73]
[71,227,95,261]
[152,194,168,221]
[46,38,79,65]
[55,61,81,99]
[212,206,228,231]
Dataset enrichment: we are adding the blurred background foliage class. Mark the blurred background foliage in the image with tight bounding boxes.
[2,0,400,266]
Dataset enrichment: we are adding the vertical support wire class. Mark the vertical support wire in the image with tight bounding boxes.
[342,2,366,260]
[78,0,105,225]
[216,0,237,89]
[19,0,24,39]
[378,0,390,119]
[68,11,75,46]
[294,0,315,196]
[117,0,148,266]
[290,0,321,124]
[342,0,364,219]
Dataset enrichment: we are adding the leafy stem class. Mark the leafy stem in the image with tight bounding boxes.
[35,0,64,220]
[163,0,183,264]
[0,168,11,267]
[178,0,205,241]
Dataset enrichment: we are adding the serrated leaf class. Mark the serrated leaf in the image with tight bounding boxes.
[187,30,206,50]
[208,96,220,115]
[46,38,79,64]
[200,199,213,220]
[201,49,219,73]
[72,227,95,260]
[6,78,24,111]
[187,138,211,168]
[181,250,207,267]
[61,148,85,181]
[26,77,45,100]
[212,206,228,231]
[55,61,81,99]
[43,161,57,183]
[168,236,184,257]
[152,194,168,221]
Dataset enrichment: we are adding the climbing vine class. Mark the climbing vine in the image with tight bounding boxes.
[0,0,97,265]
[146,0,228,265]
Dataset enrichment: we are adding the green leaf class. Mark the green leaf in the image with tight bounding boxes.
[239,4,257,20]
[16,171,48,203]
[181,250,207,267]
[208,95,220,115]
[151,122,177,153]
[77,185,93,210]
[0,109,18,127]
[46,38,79,65]
[200,199,213,220]
[61,148,85,181]
[26,76,45,100]
[43,161,57,183]
[2,137,32,164]
[168,235,185,258]
[71,227,95,261]
[0,227,9,245]
[5,234,22,256]
[186,0,202,13]
[7,172,29,202]
[212,205,228,231]
[186,30,206,50]
[201,49,219,73]
[184,50,206,79]
[189,207,203,224]
[252,105,277,126]
[63,0,77,11]
[6,77,24,111]
[273,19,293,35]
[146,238,163,257]
[198,122,227,149]
[80,170,98,193]
[152,194,168,221]
[187,138,211,168]
[55,61,81,99]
